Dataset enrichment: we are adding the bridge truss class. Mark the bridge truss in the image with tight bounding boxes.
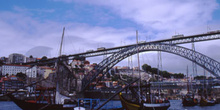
[25,31,220,65]
[82,43,220,91]
[68,31,220,58]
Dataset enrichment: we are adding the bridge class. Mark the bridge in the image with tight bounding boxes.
[63,31,220,58]
[26,31,220,63]
[150,80,219,90]
[24,30,220,91]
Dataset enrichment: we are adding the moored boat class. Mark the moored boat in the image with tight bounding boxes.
[119,92,170,110]
[119,92,141,110]
[143,102,170,110]
[119,32,170,110]
[7,28,77,110]
[7,92,76,110]
[182,93,198,106]
[200,97,215,106]
[199,69,216,106]
[182,66,198,106]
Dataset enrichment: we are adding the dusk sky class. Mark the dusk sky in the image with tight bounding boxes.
[1,0,220,76]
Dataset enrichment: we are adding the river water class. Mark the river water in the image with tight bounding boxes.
[0,100,220,110]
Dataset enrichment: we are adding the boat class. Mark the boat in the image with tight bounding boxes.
[7,27,78,110]
[142,86,170,110]
[143,102,170,110]
[182,93,198,106]
[119,92,141,110]
[200,97,215,106]
[6,70,77,110]
[199,69,216,106]
[119,87,170,110]
[7,90,76,110]
[119,31,170,110]
[182,66,198,106]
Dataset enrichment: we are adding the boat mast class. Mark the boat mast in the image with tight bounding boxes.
[59,27,65,57]
[204,69,208,98]
[157,51,162,95]
[55,27,65,104]
[203,68,206,98]
[136,30,142,103]
[187,65,189,93]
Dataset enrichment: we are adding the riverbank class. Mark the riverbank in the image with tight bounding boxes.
[1,100,220,110]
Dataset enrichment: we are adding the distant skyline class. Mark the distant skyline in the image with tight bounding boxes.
[0,0,220,76]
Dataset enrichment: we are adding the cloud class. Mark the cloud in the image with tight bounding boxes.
[1,1,220,76]
[0,10,136,58]
[13,6,55,14]
[78,0,218,30]
[26,46,53,58]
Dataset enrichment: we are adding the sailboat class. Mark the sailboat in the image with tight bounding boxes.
[119,30,170,110]
[142,51,170,110]
[7,27,77,110]
[199,69,215,106]
[7,87,76,110]
[119,83,170,110]
[182,66,198,106]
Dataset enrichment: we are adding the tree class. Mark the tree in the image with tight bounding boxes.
[29,55,33,58]
[161,71,171,78]
[142,64,152,72]
[172,73,184,79]
[16,72,27,82]
[208,76,213,79]
[194,75,206,80]
[151,68,158,74]
[41,56,48,61]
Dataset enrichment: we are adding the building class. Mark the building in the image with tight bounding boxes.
[26,66,55,79]
[38,66,55,79]
[25,66,55,93]
[26,57,37,63]
[71,57,86,68]
[25,65,37,78]
[1,64,30,76]
[0,57,9,64]
[0,75,24,94]
[8,53,26,64]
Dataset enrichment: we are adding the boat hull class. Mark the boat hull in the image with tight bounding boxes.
[119,93,141,110]
[119,93,170,110]
[200,98,215,106]
[182,98,198,106]
[143,103,170,110]
[7,94,75,110]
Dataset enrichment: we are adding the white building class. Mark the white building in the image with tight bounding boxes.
[25,65,37,78]
[25,66,55,79]
[1,64,30,76]
[38,66,55,79]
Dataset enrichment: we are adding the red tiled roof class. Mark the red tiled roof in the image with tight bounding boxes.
[3,64,30,67]
[39,66,54,70]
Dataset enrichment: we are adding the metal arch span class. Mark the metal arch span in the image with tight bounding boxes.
[99,43,220,77]
[82,43,220,91]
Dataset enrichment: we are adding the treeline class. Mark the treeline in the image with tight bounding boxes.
[142,64,184,78]
[194,75,213,80]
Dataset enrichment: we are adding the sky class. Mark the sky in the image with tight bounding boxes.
[0,0,220,76]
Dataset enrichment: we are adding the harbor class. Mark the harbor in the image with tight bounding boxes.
[1,100,220,110]
[1,0,220,110]
[0,30,220,109]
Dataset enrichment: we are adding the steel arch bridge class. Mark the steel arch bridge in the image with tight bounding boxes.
[82,43,220,91]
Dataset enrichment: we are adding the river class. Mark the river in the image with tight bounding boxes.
[0,100,220,110]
